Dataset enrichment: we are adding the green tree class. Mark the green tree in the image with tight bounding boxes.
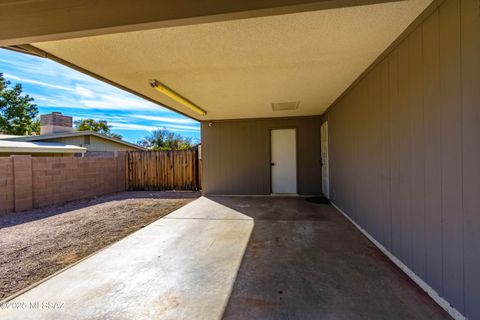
[74,118,122,139]
[0,73,39,135]
[138,128,194,150]
[32,117,41,135]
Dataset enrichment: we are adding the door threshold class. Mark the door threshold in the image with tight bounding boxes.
[270,193,299,197]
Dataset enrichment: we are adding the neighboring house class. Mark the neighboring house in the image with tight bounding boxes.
[0,136,86,157]
[4,112,144,156]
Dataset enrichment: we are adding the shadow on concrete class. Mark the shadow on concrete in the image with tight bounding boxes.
[205,196,452,320]
[0,191,200,229]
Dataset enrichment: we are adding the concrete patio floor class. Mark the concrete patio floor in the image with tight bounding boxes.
[0,196,450,320]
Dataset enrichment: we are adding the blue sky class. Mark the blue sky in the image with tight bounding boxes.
[0,48,200,144]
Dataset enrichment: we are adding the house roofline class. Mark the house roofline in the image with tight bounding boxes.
[0,141,86,153]
[5,131,145,150]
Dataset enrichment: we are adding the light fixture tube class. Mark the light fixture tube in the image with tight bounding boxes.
[149,79,207,116]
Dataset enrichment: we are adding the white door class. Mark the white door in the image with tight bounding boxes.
[271,129,297,194]
[321,121,330,198]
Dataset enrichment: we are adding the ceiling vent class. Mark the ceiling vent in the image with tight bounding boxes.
[272,101,299,111]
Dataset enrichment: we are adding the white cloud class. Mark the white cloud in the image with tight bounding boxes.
[30,93,77,108]
[162,124,200,131]
[74,85,95,98]
[109,122,199,132]
[133,115,197,124]
[0,48,201,141]
[70,114,127,123]
[78,94,162,111]
[3,73,73,91]
[108,123,157,131]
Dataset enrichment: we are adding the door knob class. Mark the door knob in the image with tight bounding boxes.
[271,162,276,166]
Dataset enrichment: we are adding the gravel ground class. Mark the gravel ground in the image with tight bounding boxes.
[0,191,199,300]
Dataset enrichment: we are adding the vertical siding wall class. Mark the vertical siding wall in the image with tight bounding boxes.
[326,0,479,318]
[201,117,322,195]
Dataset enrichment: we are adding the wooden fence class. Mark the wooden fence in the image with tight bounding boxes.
[126,150,201,191]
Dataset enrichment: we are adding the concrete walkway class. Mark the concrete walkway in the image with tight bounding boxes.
[0,196,450,319]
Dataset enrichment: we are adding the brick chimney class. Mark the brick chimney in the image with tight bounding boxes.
[40,112,73,135]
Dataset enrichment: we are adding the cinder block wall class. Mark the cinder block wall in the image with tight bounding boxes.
[0,153,126,214]
[0,157,15,214]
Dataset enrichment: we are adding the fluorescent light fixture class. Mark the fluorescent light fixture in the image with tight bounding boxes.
[149,79,207,116]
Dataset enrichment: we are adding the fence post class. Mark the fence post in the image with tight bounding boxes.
[11,155,33,212]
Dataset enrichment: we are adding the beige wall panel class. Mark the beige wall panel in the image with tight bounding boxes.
[461,0,480,317]
[438,0,463,311]
[201,116,322,195]
[421,8,443,296]
[49,136,137,152]
[326,0,478,317]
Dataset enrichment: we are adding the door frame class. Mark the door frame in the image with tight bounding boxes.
[269,126,299,194]
[320,121,330,198]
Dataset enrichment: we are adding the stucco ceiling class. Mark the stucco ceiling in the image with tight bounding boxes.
[33,0,431,120]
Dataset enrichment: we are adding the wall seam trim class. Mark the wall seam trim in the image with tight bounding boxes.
[458,0,466,313]
[331,202,466,320]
